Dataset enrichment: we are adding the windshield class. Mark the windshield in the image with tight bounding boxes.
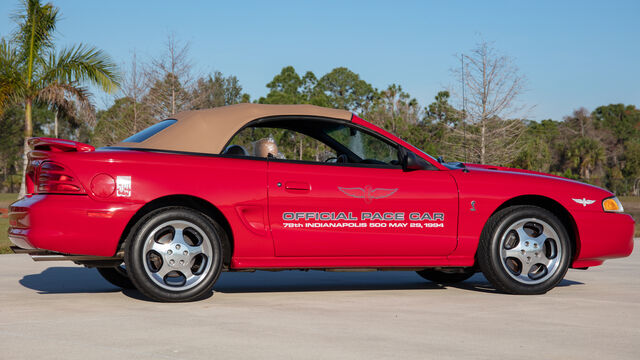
[398,139,438,163]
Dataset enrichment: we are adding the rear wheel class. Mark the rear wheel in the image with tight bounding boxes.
[97,265,135,289]
[478,205,571,294]
[125,207,223,302]
[416,268,475,284]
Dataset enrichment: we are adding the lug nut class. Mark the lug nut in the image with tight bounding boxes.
[176,244,181,250]
[183,250,188,255]
[534,243,538,248]
[167,250,173,255]
[169,259,175,265]
[179,260,185,265]
[525,241,529,246]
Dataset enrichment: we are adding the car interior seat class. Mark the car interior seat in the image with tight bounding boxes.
[253,138,279,158]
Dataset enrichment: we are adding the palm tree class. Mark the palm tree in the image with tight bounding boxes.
[567,137,605,181]
[0,0,120,197]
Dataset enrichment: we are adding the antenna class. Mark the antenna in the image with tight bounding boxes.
[461,54,467,163]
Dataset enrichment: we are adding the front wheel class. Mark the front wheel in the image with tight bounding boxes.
[125,207,223,302]
[477,205,571,295]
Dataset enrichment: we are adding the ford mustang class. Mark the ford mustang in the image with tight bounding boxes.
[8,104,634,301]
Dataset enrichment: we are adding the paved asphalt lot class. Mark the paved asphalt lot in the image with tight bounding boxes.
[0,242,638,360]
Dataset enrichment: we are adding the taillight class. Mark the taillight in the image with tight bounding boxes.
[25,163,36,194]
[36,161,85,194]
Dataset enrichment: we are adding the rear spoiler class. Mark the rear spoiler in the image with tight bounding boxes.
[29,137,95,152]
[28,137,94,160]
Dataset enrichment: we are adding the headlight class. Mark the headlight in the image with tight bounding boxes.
[602,196,624,213]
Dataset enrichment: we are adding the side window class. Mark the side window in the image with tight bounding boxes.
[226,127,336,162]
[324,125,399,164]
[224,120,401,167]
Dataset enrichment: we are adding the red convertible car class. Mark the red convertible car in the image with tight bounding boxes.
[8,104,634,302]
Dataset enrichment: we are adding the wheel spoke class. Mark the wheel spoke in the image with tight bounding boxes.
[515,228,530,243]
[172,228,186,245]
[503,247,524,261]
[184,272,203,287]
[542,225,556,241]
[532,233,547,250]
[187,245,203,258]
[150,241,170,254]
[536,253,552,267]
[519,260,534,278]
[153,263,172,279]
[180,267,192,277]
[171,228,203,254]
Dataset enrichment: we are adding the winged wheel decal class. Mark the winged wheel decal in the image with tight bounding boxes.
[572,198,596,207]
[338,185,398,203]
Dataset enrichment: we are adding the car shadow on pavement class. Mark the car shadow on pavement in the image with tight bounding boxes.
[20,267,125,294]
[18,266,583,298]
[212,270,583,294]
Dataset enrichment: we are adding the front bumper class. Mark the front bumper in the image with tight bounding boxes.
[572,211,635,267]
[9,194,141,256]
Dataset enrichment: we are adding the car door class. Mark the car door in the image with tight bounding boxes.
[267,125,459,258]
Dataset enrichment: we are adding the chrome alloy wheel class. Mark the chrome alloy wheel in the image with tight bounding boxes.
[499,218,562,285]
[141,220,213,291]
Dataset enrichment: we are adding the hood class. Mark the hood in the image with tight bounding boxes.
[457,162,614,197]
[463,163,568,180]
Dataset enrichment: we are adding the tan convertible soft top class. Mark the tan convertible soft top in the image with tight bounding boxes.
[114,103,353,154]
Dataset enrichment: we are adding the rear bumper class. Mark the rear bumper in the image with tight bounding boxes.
[9,194,141,256]
[572,212,635,267]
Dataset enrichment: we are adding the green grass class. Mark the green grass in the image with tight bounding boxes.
[0,217,10,254]
[0,193,18,254]
[0,193,18,208]
[619,196,640,236]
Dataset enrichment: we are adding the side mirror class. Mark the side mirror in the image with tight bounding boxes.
[402,150,428,171]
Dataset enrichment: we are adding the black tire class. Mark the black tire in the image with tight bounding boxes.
[477,205,571,295]
[97,266,136,289]
[124,207,223,302]
[416,268,476,284]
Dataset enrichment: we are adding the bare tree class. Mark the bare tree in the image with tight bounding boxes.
[121,50,149,133]
[92,50,157,147]
[144,34,193,119]
[451,41,528,165]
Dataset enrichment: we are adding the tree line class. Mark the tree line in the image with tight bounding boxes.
[1,1,639,196]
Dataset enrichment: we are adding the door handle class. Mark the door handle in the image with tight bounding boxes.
[284,181,310,191]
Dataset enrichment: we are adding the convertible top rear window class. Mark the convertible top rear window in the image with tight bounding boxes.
[122,119,177,143]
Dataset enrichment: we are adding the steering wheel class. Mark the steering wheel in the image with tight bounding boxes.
[336,154,349,164]
[324,154,350,164]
